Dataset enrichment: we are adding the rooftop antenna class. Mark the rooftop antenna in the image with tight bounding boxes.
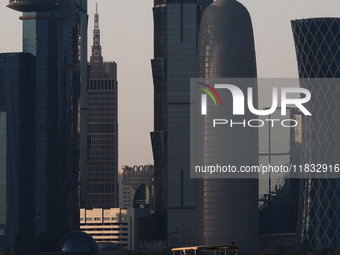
[96,3,98,14]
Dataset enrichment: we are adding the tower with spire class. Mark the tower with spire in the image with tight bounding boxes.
[85,4,119,209]
[90,3,103,63]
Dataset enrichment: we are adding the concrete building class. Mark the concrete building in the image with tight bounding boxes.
[80,208,150,250]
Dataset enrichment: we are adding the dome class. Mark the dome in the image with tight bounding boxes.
[58,231,98,255]
[197,0,256,78]
[7,0,59,12]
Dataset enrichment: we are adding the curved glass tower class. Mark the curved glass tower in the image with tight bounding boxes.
[292,18,340,252]
[195,0,258,252]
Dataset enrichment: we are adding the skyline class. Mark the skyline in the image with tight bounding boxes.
[1,0,340,168]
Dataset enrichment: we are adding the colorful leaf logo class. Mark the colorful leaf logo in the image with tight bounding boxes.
[196,82,223,106]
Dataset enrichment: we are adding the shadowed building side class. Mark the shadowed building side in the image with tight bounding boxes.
[0,53,36,254]
[6,0,88,253]
[150,0,213,248]
[86,5,119,209]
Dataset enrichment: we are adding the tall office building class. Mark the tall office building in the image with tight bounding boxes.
[86,5,118,209]
[150,0,213,248]
[0,53,36,253]
[195,0,258,252]
[292,18,340,252]
[6,0,88,253]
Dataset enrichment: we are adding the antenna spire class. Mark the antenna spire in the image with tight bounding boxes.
[91,2,103,63]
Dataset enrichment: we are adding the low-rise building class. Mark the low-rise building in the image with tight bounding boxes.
[80,208,150,250]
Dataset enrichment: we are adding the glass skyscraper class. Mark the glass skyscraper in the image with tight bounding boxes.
[85,6,119,209]
[150,0,213,248]
[195,0,258,252]
[292,18,340,252]
[5,0,88,253]
[0,52,36,254]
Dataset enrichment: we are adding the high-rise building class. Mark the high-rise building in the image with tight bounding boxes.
[6,0,88,253]
[86,5,118,209]
[292,18,340,252]
[150,0,213,248]
[0,53,36,253]
[195,0,258,252]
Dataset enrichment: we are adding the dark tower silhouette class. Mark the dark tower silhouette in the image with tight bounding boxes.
[150,0,213,248]
[85,4,119,209]
[6,0,88,253]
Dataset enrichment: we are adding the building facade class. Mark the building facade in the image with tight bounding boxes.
[194,0,258,252]
[0,53,36,253]
[0,60,6,250]
[6,0,88,253]
[258,109,301,240]
[0,53,36,252]
[150,0,213,247]
[119,165,154,211]
[292,18,340,252]
[80,208,150,250]
[86,6,118,209]
[0,111,5,250]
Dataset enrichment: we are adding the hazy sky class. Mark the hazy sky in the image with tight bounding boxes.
[1,0,340,168]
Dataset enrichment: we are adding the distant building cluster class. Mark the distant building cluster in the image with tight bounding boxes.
[2,0,340,254]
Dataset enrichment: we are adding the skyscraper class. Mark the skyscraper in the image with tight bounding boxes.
[86,5,118,209]
[150,0,213,248]
[195,0,258,252]
[6,0,88,253]
[0,52,36,253]
[292,18,340,252]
